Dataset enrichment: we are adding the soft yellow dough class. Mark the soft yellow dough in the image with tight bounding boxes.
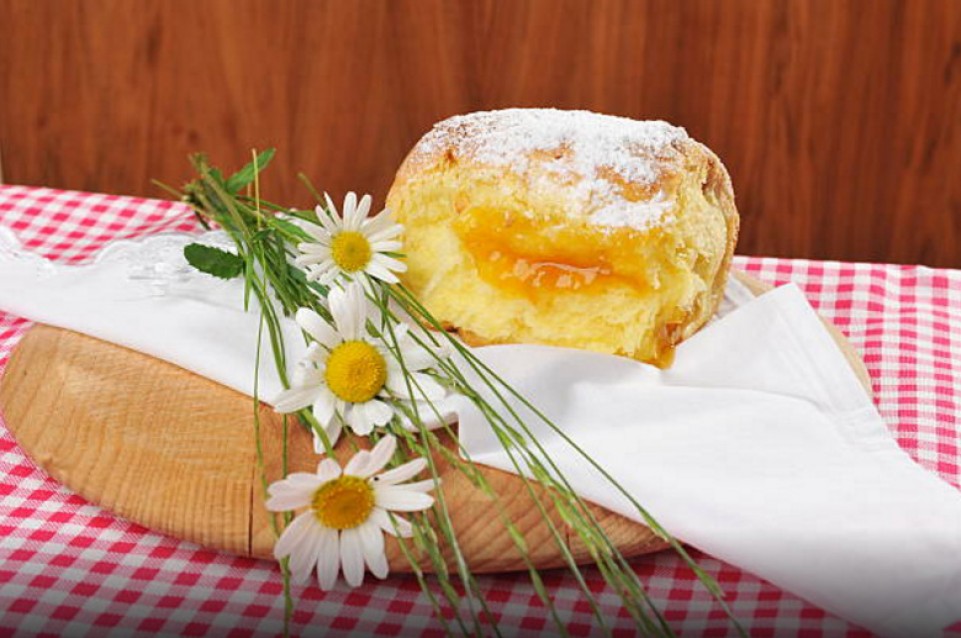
[386,109,739,366]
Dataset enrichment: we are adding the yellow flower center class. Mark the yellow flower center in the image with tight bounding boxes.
[324,340,388,403]
[331,231,373,273]
[312,475,375,530]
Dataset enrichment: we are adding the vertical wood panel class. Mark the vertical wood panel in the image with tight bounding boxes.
[1,0,959,266]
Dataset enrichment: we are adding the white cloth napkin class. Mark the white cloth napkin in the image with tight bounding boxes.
[1,227,960,636]
[454,286,961,638]
[0,228,307,401]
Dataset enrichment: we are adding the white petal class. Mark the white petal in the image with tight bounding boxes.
[358,521,388,579]
[372,253,407,274]
[393,479,438,493]
[398,409,451,433]
[300,220,330,242]
[346,404,374,436]
[369,240,402,253]
[316,458,343,482]
[325,417,343,448]
[312,389,336,426]
[362,399,394,428]
[361,435,397,477]
[340,528,365,588]
[315,221,339,241]
[366,225,403,244]
[353,193,372,228]
[323,192,340,221]
[341,192,359,230]
[395,400,455,432]
[400,410,432,432]
[384,373,414,399]
[312,431,327,455]
[340,191,355,218]
[316,526,340,590]
[365,260,400,284]
[341,270,363,285]
[396,339,442,372]
[304,266,324,283]
[273,512,316,561]
[272,386,322,414]
[309,259,336,277]
[343,193,370,231]
[295,308,339,348]
[385,371,443,401]
[294,253,323,268]
[297,240,331,254]
[302,342,325,363]
[329,284,366,340]
[362,210,402,238]
[317,262,349,288]
[297,247,331,261]
[315,203,340,233]
[376,487,435,512]
[265,478,317,512]
[307,262,338,284]
[397,417,417,432]
[358,273,380,297]
[291,549,321,585]
[409,373,447,400]
[370,508,413,538]
[291,365,325,387]
[284,472,326,487]
[390,322,410,340]
[373,457,426,486]
[344,450,372,476]
[282,516,323,584]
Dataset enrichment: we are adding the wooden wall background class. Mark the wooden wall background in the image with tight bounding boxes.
[1,0,960,266]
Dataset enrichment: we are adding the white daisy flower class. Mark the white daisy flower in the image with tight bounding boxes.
[295,192,406,285]
[272,283,448,448]
[266,435,436,589]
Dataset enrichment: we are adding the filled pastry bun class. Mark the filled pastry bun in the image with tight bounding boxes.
[386,109,738,366]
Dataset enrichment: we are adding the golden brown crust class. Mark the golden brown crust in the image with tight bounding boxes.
[669,137,740,343]
[391,111,696,211]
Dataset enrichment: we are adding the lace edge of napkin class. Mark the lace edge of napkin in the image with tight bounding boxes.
[0,226,58,279]
[0,225,236,293]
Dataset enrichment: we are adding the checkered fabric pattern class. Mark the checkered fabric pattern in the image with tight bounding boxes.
[1,183,959,637]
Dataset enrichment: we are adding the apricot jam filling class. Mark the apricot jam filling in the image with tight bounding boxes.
[452,206,663,299]
[452,205,694,367]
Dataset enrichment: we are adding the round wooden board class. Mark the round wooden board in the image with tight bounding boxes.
[0,271,871,573]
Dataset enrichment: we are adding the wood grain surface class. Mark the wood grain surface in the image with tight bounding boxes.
[0,328,667,572]
[1,0,960,267]
[0,272,873,572]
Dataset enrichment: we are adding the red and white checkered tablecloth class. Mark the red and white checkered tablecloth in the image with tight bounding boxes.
[0,183,958,637]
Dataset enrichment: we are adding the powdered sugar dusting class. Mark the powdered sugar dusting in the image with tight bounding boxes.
[419,109,690,231]
[589,190,675,230]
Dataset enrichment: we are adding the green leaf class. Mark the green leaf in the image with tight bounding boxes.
[273,217,311,242]
[183,243,244,279]
[250,228,273,243]
[225,148,276,193]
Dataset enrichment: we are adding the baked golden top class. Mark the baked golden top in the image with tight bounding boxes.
[388,109,738,365]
